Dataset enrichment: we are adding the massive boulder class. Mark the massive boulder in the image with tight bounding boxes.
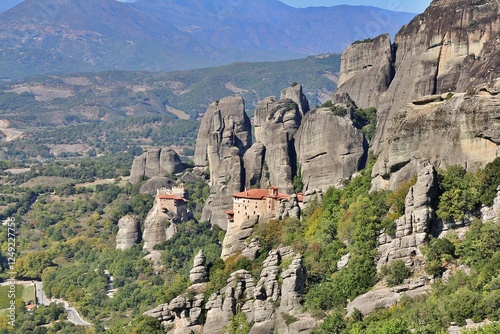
[142,196,177,251]
[335,33,394,109]
[115,215,141,250]
[195,96,252,229]
[138,176,174,195]
[130,147,184,184]
[372,79,500,191]
[253,85,309,194]
[295,107,367,191]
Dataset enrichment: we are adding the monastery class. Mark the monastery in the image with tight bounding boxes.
[226,186,303,224]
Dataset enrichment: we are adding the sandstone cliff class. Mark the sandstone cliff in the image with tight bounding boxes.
[295,107,367,191]
[253,84,309,194]
[115,215,141,250]
[130,147,185,184]
[372,79,500,191]
[335,34,394,109]
[334,0,500,152]
[195,96,252,229]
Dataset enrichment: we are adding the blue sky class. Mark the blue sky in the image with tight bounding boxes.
[281,0,431,13]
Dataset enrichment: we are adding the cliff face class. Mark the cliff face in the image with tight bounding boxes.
[334,0,500,152]
[115,215,141,250]
[130,147,184,184]
[335,34,394,109]
[372,79,500,191]
[196,96,252,229]
[295,107,367,191]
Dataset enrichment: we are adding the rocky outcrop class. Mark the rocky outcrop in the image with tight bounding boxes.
[139,176,174,195]
[189,250,208,285]
[254,93,305,194]
[147,248,316,334]
[144,250,208,333]
[142,196,175,251]
[372,79,500,191]
[335,34,394,109]
[276,194,301,221]
[115,215,141,250]
[377,165,439,271]
[221,216,260,260]
[205,249,317,334]
[243,143,266,189]
[195,96,252,229]
[295,107,367,191]
[279,84,310,117]
[334,0,500,152]
[130,148,185,184]
[481,186,500,223]
[346,277,430,317]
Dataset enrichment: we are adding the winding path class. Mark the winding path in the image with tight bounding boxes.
[0,120,23,141]
[0,280,92,327]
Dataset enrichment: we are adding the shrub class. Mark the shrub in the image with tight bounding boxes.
[381,260,411,287]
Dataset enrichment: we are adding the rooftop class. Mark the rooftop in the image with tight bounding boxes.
[158,194,188,203]
[232,187,299,201]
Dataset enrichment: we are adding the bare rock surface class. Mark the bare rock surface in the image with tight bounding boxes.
[335,33,394,109]
[144,251,209,333]
[139,176,174,195]
[295,107,366,191]
[377,165,439,271]
[333,0,500,152]
[195,96,252,229]
[372,79,500,191]
[254,92,305,194]
[130,147,184,184]
[115,215,141,250]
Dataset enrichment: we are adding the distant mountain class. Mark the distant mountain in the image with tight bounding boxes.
[0,0,415,79]
[0,54,340,128]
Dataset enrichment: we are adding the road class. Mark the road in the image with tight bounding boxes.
[0,120,23,141]
[32,281,92,327]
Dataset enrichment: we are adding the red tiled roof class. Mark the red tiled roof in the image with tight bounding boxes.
[233,188,291,200]
[226,210,234,215]
[158,194,188,203]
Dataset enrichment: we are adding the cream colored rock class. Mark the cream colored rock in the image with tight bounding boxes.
[295,107,366,191]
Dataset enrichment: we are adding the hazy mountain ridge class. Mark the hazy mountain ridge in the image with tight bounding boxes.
[0,0,415,79]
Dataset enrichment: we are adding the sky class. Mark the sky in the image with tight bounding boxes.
[280,0,432,13]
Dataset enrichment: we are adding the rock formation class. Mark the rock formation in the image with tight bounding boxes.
[254,94,304,194]
[142,195,179,252]
[189,250,208,285]
[139,176,174,195]
[482,186,500,223]
[334,0,500,152]
[220,216,260,260]
[346,277,430,317]
[146,248,316,334]
[372,79,500,191]
[144,250,208,333]
[335,33,394,109]
[115,215,141,250]
[242,142,265,189]
[295,107,367,191]
[130,147,184,184]
[276,194,301,221]
[377,165,439,271]
[195,96,252,229]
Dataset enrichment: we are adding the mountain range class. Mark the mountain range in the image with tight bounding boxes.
[0,0,415,79]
